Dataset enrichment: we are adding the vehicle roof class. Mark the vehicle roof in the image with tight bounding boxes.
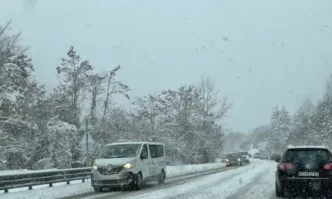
[106,141,164,146]
[287,145,328,150]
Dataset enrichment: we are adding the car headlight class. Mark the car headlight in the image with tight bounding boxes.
[238,158,241,161]
[124,163,135,169]
[92,165,98,170]
[226,159,229,162]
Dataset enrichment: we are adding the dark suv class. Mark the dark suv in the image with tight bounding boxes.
[275,146,332,197]
[226,153,242,167]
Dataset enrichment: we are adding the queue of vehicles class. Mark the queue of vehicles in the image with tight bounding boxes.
[90,141,332,197]
[223,151,250,167]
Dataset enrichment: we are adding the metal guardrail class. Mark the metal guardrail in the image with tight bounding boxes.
[0,167,92,193]
[0,164,229,194]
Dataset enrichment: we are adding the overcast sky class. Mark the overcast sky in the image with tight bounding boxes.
[1,0,332,133]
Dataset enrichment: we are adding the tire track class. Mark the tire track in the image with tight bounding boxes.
[225,166,271,199]
[169,163,254,199]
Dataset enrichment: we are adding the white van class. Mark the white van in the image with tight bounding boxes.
[91,142,167,192]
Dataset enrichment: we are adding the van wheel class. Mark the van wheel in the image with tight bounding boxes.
[133,173,143,190]
[158,170,165,185]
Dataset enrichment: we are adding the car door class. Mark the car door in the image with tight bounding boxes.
[140,144,151,179]
[148,144,158,177]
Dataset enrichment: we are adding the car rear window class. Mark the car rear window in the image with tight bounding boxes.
[282,148,332,163]
[241,152,248,155]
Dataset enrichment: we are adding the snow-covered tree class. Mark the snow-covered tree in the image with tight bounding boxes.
[47,117,77,169]
[311,75,332,148]
[269,106,291,153]
[194,77,231,162]
[288,98,316,145]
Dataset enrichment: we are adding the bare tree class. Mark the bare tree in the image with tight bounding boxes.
[56,46,93,127]
[87,73,106,123]
[101,65,130,121]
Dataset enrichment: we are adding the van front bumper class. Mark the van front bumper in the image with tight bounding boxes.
[91,178,133,187]
[91,170,134,187]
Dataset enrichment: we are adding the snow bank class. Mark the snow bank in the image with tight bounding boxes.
[166,163,224,178]
[0,163,223,177]
[0,169,59,176]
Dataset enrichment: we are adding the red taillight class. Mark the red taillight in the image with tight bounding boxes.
[278,163,295,170]
[323,163,332,170]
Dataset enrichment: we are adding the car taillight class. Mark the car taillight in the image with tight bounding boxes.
[278,163,295,170]
[323,163,332,170]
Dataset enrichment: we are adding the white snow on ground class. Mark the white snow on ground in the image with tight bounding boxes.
[123,159,276,199]
[0,163,225,199]
[237,161,277,199]
[0,169,58,176]
[166,163,225,177]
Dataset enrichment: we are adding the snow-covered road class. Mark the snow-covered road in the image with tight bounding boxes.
[0,160,282,199]
[121,159,278,199]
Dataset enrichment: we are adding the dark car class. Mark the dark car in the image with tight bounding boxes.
[275,146,332,198]
[226,153,242,167]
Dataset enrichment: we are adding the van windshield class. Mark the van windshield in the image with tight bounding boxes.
[99,144,142,158]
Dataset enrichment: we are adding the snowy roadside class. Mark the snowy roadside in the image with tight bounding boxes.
[167,162,226,177]
[123,159,275,199]
[0,169,59,176]
[227,160,277,199]
[0,163,225,199]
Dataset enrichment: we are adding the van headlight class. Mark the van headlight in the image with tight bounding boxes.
[92,165,98,170]
[124,163,135,169]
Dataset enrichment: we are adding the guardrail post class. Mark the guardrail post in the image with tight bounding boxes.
[67,181,70,185]
[4,189,8,193]
[82,178,85,182]
[49,183,53,187]
[29,185,32,190]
